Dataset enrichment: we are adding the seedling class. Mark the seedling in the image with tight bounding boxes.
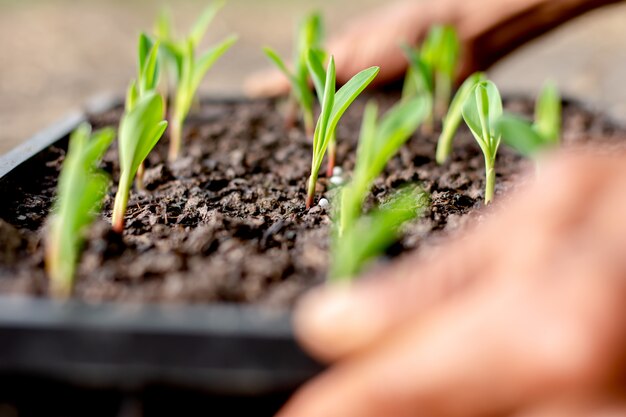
[403,25,460,120]
[304,53,379,209]
[133,33,162,190]
[45,124,114,298]
[306,49,340,178]
[330,187,428,282]
[462,80,503,204]
[112,90,168,233]
[495,82,561,159]
[435,72,486,164]
[339,96,432,236]
[153,8,175,102]
[157,2,238,161]
[263,12,324,136]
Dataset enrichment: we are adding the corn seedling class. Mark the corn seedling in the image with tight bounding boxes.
[45,124,114,298]
[330,187,428,283]
[403,25,460,121]
[339,96,432,236]
[153,8,175,102]
[157,2,237,161]
[462,80,503,204]
[496,82,561,159]
[435,72,486,164]
[305,53,379,209]
[133,33,162,190]
[112,88,168,233]
[263,12,324,136]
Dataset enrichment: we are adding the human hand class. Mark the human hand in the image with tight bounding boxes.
[245,0,449,97]
[246,0,616,99]
[277,152,626,417]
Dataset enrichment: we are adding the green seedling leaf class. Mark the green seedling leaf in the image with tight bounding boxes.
[190,1,225,47]
[119,92,168,176]
[306,54,379,208]
[46,123,114,298]
[294,12,324,83]
[340,95,432,235]
[463,81,502,147]
[160,40,185,82]
[151,2,236,161]
[169,34,237,160]
[436,72,486,164]
[535,81,561,144]
[327,66,380,135]
[125,80,139,112]
[263,47,293,81]
[306,47,327,100]
[263,12,325,137]
[401,44,433,100]
[495,115,544,158]
[138,33,160,95]
[192,35,238,95]
[112,92,168,232]
[154,8,174,41]
[495,82,562,160]
[403,25,461,120]
[130,34,163,191]
[331,188,429,282]
[462,80,503,204]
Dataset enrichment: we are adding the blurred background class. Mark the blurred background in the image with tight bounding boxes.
[1,0,625,154]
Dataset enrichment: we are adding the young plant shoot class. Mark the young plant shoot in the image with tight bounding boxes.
[263,12,324,136]
[112,89,168,233]
[45,124,114,298]
[339,96,432,236]
[495,82,561,159]
[157,2,238,161]
[403,25,460,119]
[436,72,486,164]
[305,53,379,209]
[462,80,503,204]
[134,33,162,190]
[330,187,428,283]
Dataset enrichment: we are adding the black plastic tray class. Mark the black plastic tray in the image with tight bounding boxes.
[0,96,322,417]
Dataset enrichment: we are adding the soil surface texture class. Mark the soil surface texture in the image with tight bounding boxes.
[1,93,625,307]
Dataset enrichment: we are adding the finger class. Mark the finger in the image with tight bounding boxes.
[281,263,625,417]
[295,151,622,363]
[243,67,291,98]
[513,397,626,417]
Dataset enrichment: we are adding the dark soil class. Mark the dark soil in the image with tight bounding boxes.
[0,93,625,307]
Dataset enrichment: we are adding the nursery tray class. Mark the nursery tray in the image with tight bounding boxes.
[2,93,624,417]
[0,96,323,414]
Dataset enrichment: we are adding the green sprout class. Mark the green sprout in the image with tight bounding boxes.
[462,80,503,204]
[157,2,238,161]
[435,72,486,164]
[263,12,324,137]
[339,96,432,236]
[307,48,339,178]
[331,97,431,282]
[496,82,561,159]
[112,41,168,233]
[330,188,428,283]
[45,124,114,298]
[133,33,162,190]
[304,53,379,209]
[153,8,175,102]
[403,25,460,120]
